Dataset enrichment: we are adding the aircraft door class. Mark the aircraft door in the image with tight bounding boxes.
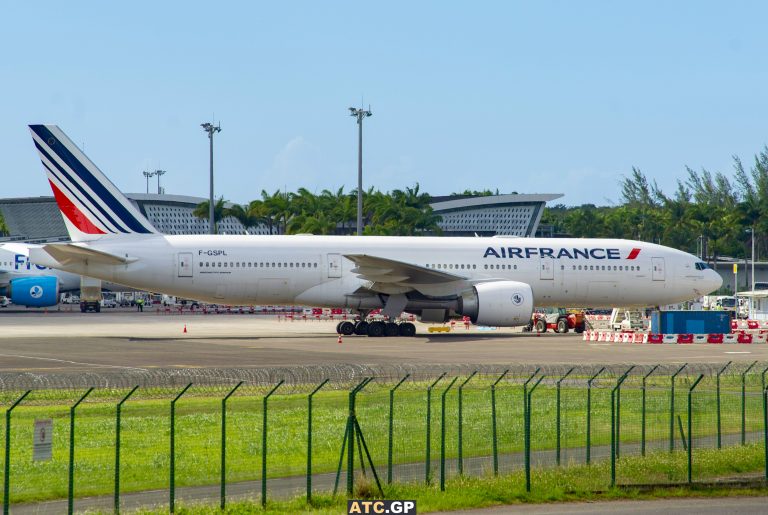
[327,253,342,278]
[539,256,554,280]
[652,257,665,281]
[178,252,193,278]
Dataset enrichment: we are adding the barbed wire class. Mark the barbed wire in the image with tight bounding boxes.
[0,362,765,392]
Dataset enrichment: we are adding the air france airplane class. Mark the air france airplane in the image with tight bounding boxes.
[0,243,132,308]
[0,242,81,307]
[27,125,722,336]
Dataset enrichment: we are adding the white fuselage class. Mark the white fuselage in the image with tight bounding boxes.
[35,235,723,310]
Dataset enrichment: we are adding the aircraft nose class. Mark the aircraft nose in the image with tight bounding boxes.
[706,270,723,293]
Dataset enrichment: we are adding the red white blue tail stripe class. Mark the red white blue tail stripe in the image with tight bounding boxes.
[29,125,157,240]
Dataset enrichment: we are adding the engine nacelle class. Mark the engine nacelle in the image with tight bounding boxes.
[8,276,60,307]
[460,281,533,327]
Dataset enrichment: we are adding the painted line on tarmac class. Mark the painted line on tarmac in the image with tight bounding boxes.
[0,353,148,371]
[724,351,752,354]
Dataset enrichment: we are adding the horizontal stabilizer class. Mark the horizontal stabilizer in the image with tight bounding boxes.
[33,244,135,267]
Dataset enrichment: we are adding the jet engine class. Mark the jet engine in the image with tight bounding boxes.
[459,281,533,327]
[8,276,60,307]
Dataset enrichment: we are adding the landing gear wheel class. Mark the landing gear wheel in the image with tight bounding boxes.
[354,321,369,336]
[384,322,400,337]
[95,304,101,313]
[556,319,569,334]
[535,319,546,333]
[339,321,355,335]
[575,322,585,334]
[398,322,416,337]
[367,321,385,337]
[336,322,343,334]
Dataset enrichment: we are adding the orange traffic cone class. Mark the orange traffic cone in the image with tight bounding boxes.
[183,324,187,333]
[337,334,343,344]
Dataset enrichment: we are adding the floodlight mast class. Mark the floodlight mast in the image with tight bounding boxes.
[142,170,156,194]
[155,169,167,194]
[349,106,372,236]
[201,122,222,234]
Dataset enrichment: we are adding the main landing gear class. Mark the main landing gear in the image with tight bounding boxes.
[336,320,416,337]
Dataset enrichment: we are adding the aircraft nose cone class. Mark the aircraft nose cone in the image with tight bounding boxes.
[707,270,723,293]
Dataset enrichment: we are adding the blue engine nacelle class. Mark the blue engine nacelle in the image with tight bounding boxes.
[8,276,60,307]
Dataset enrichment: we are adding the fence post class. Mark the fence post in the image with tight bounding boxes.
[670,363,687,452]
[68,387,94,515]
[586,367,605,465]
[615,365,635,459]
[425,373,446,484]
[114,385,139,515]
[716,361,732,449]
[220,381,243,510]
[742,361,757,446]
[3,390,30,515]
[333,378,370,496]
[610,387,616,487]
[170,383,192,514]
[687,374,704,484]
[641,365,659,456]
[762,366,768,393]
[556,367,575,466]
[387,374,409,485]
[525,375,545,492]
[440,377,459,491]
[764,385,768,481]
[262,380,284,507]
[523,368,542,414]
[491,369,509,475]
[457,371,477,476]
[307,379,328,502]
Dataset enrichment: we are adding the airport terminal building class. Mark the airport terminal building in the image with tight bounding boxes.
[0,192,563,243]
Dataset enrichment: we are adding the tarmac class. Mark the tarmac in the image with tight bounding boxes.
[0,308,765,373]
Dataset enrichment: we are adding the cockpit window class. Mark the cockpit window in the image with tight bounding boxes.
[694,262,710,270]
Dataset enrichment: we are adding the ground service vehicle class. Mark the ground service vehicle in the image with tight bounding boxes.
[527,307,586,333]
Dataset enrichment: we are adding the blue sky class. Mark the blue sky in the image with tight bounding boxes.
[3,1,767,206]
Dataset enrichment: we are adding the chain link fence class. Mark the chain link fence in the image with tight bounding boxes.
[1,362,767,512]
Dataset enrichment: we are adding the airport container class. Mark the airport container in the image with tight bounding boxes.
[649,310,731,335]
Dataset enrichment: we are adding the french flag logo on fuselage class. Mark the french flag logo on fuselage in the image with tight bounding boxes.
[627,248,641,260]
[28,125,156,239]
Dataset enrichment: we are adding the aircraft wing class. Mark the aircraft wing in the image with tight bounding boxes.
[344,254,475,296]
[34,244,136,266]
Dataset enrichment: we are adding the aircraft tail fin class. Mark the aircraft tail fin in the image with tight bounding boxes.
[28,125,158,242]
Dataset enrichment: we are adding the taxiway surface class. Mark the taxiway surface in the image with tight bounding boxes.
[0,311,763,373]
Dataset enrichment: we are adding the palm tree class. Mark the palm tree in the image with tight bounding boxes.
[0,210,9,236]
[261,190,291,234]
[226,203,263,234]
[193,197,228,234]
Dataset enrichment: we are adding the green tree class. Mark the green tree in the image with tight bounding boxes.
[193,197,229,234]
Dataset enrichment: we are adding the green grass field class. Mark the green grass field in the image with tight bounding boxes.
[1,373,765,505]
[126,443,768,514]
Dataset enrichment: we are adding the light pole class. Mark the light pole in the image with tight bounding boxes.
[349,106,372,236]
[143,171,155,194]
[201,122,222,234]
[155,170,167,195]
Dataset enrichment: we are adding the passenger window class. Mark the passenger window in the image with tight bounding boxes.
[278,263,281,268]
[472,264,476,269]
[484,264,488,269]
